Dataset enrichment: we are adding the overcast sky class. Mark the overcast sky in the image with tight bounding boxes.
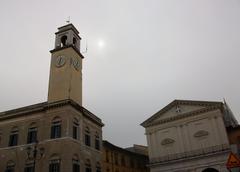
[0,0,239,147]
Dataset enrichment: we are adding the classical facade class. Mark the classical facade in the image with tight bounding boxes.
[102,140,149,172]
[0,24,104,172]
[141,100,238,172]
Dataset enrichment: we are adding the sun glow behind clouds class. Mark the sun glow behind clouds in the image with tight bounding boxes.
[98,39,105,49]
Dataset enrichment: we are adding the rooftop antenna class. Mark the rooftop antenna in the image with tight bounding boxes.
[82,40,88,54]
[66,16,71,24]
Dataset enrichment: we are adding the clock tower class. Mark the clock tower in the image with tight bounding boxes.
[48,23,84,105]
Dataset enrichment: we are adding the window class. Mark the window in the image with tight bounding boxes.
[85,127,91,146]
[106,150,109,162]
[0,135,1,145]
[95,133,100,150]
[61,35,67,47]
[121,155,125,166]
[114,153,118,165]
[96,162,101,172]
[130,159,134,168]
[49,159,60,172]
[5,161,15,172]
[24,163,34,172]
[9,127,18,146]
[85,159,91,172]
[73,37,77,45]
[72,155,80,172]
[51,117,61,139]
[27,126,37,144]
[73,162,80,172]
[73,119,79,140]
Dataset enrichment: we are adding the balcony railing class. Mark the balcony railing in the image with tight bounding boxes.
[150,144,230,164]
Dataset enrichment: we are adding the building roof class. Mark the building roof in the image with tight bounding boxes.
[125,144,148,156]
[0,99,104,126]
[103,140,148,158]
[141,99,238,128]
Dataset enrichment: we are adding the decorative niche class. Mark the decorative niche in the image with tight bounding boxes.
[161,138,175,145]
[194,130,209,138]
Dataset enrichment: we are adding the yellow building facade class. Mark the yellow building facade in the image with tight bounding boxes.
[0,23,104,172]
[102,141,149,172]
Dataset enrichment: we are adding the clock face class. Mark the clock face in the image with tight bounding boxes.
[72,58,80,71]
[55,56,66,67]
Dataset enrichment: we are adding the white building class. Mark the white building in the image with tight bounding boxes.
[141,100,238,172]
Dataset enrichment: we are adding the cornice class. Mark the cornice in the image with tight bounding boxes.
[0,99,104,127]
[50,45,84,59]
[141,100,223,127]
[144,106,221,128]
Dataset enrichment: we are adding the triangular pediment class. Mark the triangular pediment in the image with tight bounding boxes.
[141,100,222,127]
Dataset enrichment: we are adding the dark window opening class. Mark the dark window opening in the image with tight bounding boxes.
[49,160,60,172]
[95,136,100,150]
[5,166,14,172]
[96,167,101,172]
[73,121,79,140]
[114,153,118,165]
[51,121,61,139]
[85,134,91,146]
[85,167,91,172]
[73,37,77,45]
[27,127,37,144]
[130,159,134,168]
[72,160,80,172]
[61,36,67,47]
[106,150,109,162]
[9,130,18,146]
[85,127,91,146]
[24,164,34,172]
[121,156,125,166]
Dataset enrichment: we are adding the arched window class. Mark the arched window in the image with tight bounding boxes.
[85,159,91,172]
[9,127,18,146]
[95,132,100,150]
[24,161,34,172]
[72,154,80,172]
[5,160,15,172]
[73,118,79,140]
[73,37,77,45]
[85,127,91,146]
[49,154,61,172]
[61,35,67,47]
[51,117,61,139]
[27,122,37,144]
[96,162,101,172]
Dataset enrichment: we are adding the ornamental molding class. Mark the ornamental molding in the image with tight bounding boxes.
[145,106,220,127]
[141,100,223,127]
[194,130,209,138]
[161,138,175,145]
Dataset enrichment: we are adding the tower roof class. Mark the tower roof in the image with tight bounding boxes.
[57,23,79,34]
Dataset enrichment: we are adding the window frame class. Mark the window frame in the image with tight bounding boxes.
[9,128,18,147]
[84,127,91,146]
[51,118,62,139]
[27,127,37,144]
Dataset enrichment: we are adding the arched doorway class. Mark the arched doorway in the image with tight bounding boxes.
[202,168,219,172]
